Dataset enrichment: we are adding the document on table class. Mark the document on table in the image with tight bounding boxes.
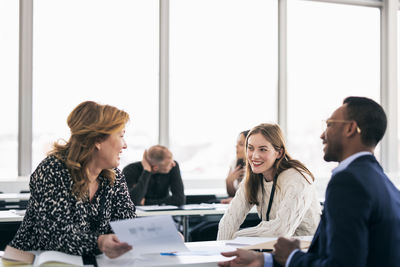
[110,215,188,256]
[225,236,313,252]
[135,205,179,211]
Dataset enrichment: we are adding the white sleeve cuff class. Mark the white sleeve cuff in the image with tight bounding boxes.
[263,253,273,267]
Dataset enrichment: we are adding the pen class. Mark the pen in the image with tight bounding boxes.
[160,252,177,256]
[251,249,273,252]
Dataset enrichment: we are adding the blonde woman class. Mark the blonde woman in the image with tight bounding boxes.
[217,123,321,240]
[10,101,136,258]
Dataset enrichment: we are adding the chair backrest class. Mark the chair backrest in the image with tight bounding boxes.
[185,194,217,204]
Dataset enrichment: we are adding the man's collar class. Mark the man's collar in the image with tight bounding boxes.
[332,151,373,176]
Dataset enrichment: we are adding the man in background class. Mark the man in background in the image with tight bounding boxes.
[219,96,400,267]
[123,145,185,206]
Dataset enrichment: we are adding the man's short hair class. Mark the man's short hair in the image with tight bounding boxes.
[343,96,387,147]
[147,145,170,165]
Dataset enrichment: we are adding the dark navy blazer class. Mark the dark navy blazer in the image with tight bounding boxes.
[287,155,400,267]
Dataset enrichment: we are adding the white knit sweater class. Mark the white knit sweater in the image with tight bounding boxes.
[217,168,321,240]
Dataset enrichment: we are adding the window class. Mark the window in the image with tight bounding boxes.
[170,0,277,182]
[0,1,19,178]
[287,1,380,197]
[32,0,159,170]
[398,9,400,174]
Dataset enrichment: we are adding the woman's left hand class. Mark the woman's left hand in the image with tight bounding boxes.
[98,234,132,258]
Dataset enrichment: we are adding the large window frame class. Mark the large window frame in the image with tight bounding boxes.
[13,0,399,190]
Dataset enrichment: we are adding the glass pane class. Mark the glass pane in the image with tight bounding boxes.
[288,1,380,198]
[170,0,278,184]
[0,1,19,178]
[398,10,400,182]
[32,0,159,170]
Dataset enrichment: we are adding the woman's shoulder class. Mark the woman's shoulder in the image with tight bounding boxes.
[35,155,67,173]
[278,168,313,185]
[31,155,70,184]
[111,168,129,187]
[114,168,124,181]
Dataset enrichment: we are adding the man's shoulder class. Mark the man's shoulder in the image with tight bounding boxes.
[343,155,383,176]
[330,155,388,191]
[122,161,144,176]
[123,161,143,169]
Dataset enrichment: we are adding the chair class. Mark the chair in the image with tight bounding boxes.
[185,194,218,204]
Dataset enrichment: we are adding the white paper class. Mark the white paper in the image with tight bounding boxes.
[225,236,314,246]
[180,204,216,210]
[110,215,188,256]
[225,236,277,246]
[34,251,83,266]
[135,205,179,211]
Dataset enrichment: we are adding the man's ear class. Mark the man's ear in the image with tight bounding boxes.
[346,121,359,137]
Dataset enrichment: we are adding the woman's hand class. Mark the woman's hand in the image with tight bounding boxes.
[98,234,132,258]
[220,197,233,204]
[226,166,245,184]
[226,166,245,196]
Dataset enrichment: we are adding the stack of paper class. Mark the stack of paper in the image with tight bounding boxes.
[111,215,188,256]
[2,246,83,266]
[135,205,179,211]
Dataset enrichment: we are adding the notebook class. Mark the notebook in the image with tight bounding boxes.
[2,246,83,266]
[136,205,179,211]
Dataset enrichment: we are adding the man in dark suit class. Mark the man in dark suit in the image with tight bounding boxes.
[219,96,400,267]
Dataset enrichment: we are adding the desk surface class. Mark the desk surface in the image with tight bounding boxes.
[0,205,257,222]
[0,193,30,202]
[0,235,312,267]
[136,204,252,217]
[0,210,25,222]
[96,240,247,267]
[0,240,254,267]
[97,237,313,267]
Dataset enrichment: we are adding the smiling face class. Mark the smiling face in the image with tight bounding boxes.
[321,105,347,162]
[246,132,282,180]
[95,128,127,169]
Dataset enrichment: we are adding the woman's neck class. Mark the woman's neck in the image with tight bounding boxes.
[86,160,102,183]
[263,169,275,182]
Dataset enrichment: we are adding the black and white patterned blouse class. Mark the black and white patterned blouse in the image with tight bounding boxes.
[10,155,136,256]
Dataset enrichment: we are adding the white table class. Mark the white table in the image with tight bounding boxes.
[0,241,235,267]
[96,237,315,267]
[0,193,30,202]
[0,204,232,223]
[0,237,313,267]
[0,210,25,222]
[96,240,247,267]
[136,204,257,241]
[0,205,258,241]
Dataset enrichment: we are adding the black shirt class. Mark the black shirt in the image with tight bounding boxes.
[123,161,185,206]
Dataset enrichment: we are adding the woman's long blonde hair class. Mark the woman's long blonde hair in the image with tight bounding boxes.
[49,101,129,200]
[244,123,314,205]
